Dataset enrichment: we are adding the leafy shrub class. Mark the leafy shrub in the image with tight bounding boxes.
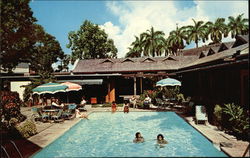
[17,120,37,138]
[213,104,223,128]
[162,86,179,99]
[214,104,223,122]
[222,103,249,140]
[176,93,185,103]
[0,91,27,129]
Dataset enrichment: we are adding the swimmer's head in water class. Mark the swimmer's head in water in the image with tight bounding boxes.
[135,132,141,138]
[157,134,164,140]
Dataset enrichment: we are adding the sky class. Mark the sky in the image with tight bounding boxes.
[30,0,249,60]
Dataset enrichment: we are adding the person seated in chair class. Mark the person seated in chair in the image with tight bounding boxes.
[51,98,64,109]
[78,96,87,111]
[129,95,137,108]
[143,95,151,108]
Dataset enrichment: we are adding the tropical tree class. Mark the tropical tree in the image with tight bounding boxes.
[227,13,249,38]
[206,18,228,44]
[167,25,187,55]
[67,20,117,61]
[0,0,37,72]
[125,47,141,58]
[28,24,64,75]
[155,38,166,57]
[125,35,144,58]
[184,19,209,48]
[141,27,165,57]
[57,54,71,72]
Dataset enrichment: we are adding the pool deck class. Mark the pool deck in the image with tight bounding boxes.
[21,106,249,157]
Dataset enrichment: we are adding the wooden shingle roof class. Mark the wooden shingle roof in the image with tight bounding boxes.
[73,56,198,74]
[182,43,248,69]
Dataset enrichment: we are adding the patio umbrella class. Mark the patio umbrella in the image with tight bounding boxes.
[60,82,82,103]
[60,82,82,91]
[156,78,181,87]
[32,82,68,95]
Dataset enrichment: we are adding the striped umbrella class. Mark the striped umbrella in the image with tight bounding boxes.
[60,82,82,91]
[32,82,68,95]
[156,78,181,87]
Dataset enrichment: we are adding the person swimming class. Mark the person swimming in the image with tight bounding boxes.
[157,134,168,144]
[133,132,144,143]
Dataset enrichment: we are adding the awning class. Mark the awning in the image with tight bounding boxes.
[57,79,103,85]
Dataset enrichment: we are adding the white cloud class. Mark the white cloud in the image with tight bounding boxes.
[103,1,248,58]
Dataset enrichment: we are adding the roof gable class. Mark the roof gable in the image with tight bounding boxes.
[199,51,206,58]
[162,57,176,61]
[122,58,134,63]
[232,34,249,48]
[207,48,216,56]
[100,59,114,64]
[141,57,155,62]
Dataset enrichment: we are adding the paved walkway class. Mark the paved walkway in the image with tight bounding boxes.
[21,106,249,157]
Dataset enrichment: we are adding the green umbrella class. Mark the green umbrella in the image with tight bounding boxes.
[32,82,68,95]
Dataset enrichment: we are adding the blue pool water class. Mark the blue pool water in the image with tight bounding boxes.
[33,112,227,157]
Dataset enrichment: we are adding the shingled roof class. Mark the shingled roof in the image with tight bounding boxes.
[73,34,248,74]
[73,56,198,74]
[232,34,249,48]
[218,42,234,52]
[178,43,221,56]
[182,43,249,69]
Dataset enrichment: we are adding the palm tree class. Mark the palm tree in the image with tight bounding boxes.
[228,13,249,38]
[141,27,165,57]
[206,18,228,44]
[184,19,208,48]
[125,35,144,58]
[125,47,141,58]
[131,35,144,56]
[167,25,187,55]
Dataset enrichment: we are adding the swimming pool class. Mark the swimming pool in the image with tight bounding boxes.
[33,112,227,157]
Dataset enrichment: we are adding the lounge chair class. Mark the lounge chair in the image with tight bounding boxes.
[195,105,208,124]
[155,98,165,109]
[62,104,77,119]
[78,104,87,112]
[51,110,64,122]
[31,107,49,122]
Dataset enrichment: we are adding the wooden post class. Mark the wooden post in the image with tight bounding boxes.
[134,77,137,96]
[110,80,115,102]
[140,77,143,94]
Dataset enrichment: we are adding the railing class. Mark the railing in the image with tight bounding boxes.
[10,140,23,158]
[1,140,23,158]
[1,145,10,158]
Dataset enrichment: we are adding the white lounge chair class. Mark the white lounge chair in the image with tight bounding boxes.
[195,105,208,124]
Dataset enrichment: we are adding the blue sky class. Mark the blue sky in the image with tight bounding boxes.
[30,0,248,58]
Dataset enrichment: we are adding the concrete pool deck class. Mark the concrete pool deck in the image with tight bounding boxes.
[21,106,249,157]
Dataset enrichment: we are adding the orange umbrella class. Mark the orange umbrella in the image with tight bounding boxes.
[60,82,82,91]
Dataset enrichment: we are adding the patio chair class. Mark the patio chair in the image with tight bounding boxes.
[155,98,165,110]
[77,104,87,112]
[51,110,64,122]
[181,96,191,106]
[31,107,49,122]
[195,105,208,124]
[62,104,77,119]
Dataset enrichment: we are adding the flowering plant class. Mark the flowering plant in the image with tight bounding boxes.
[0,91,26,129]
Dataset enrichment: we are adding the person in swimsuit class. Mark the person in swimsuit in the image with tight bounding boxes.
[123,100,129,113]
[157,134,168,144]
[111,101,117,112]
[133,132,144,143]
